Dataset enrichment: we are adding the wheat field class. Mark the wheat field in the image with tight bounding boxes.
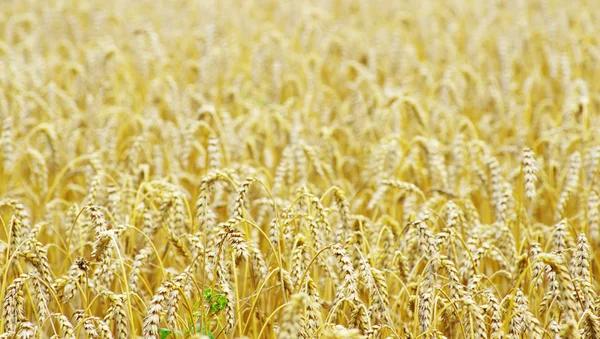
[1,0,600,338]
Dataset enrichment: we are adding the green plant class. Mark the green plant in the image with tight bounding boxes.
[158,288,227,338]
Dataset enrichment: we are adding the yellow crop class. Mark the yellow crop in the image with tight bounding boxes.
[1,0,599,338]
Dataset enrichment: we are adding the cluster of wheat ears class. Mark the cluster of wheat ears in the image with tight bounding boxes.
[1,0,600,338]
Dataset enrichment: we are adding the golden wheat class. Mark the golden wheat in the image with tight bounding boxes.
[2,0,600,338]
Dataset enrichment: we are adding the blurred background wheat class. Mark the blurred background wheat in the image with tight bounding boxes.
[1,0,600,338]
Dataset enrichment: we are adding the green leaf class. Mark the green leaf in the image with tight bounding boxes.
[201,324,215,339]
[209,296,226,312]
[193,298,202,311]
[203,288,212,301]
[187,314,194,331]
[210,303,219,313]
[158,328,172,339]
